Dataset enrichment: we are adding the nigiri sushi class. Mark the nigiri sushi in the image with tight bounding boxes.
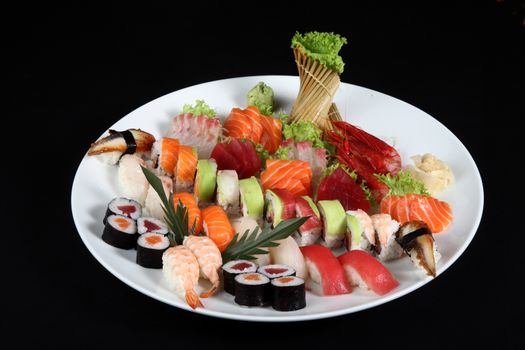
[183,235,223,297]
[144,175,173,220]
[338,250,399,295]
[151,137,179,176]
[162,246,203,309]
[345,209,375,252]
[231,216,270,266]
[265,189,296,227]
[88,128,155,165]
[174,146,198,192]
[268,236,308,279]
[118,154,149,205]
[317,200,346,248]
[371,213,403,261]
[172,192,202,234]
[194,159,217,203]
[294,196,322,246]
[396,221,440,277]
[201,205,235,252]
[300,244,351,296]
[216,170,240,213]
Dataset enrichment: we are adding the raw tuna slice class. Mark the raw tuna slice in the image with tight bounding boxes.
[210,139,262,179]
[317,167,370,212]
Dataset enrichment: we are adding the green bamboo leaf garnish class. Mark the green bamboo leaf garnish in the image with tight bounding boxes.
[222,217,308,263]
[141,167,195,245]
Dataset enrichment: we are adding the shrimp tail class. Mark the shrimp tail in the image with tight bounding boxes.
[200,283,219,298]
[185,290,204,309]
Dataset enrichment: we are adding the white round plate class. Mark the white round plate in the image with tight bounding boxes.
[72,75,483,322]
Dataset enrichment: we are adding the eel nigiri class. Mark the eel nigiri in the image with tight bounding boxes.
[118,154,149,205]
[88,128,155,165]
[294,196,322,246]
[201,205,235,252]
[338,250,399,295]
[381,194,453,233]
[151,137,179,177]
[300,244,351,296]
[174,146,198,192]
[162,246,203,309]
[172,192,202,234]
[183,235,223,298]
[396,221,440,277]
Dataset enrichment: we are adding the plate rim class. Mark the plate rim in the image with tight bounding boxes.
[71,74,484,322]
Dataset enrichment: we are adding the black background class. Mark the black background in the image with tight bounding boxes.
[5,1,523,349]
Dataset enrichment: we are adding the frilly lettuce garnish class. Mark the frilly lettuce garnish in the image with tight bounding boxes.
[291,31,348,74]
[182,100,216,118]
[375,170,430,196]
[282,121,326,149]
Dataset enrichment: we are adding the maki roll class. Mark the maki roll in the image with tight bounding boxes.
[371,214,403,261]
[294,195,322,246]
[194,159,217,203]
[234,273,271,307]
[103,197,142,224]
[258,264,296,280]
[239,176,264,221]
[137,217,168,235]
[271,276,306,312]
[102,214,137,249]
[317,200,346,248]
[216,170,240,213]
[345,209,375,252]
[222,260,258,295]
[265,189,296,227]
[136,233,170,269]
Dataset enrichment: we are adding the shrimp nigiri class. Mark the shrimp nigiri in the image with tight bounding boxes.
[183,236,223,298]
[201,205,235,252]
[162,246,203,309]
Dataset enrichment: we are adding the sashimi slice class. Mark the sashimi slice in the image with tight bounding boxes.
[243,106,264,145]
[338,250,399,295]
[316,167,370,212]
[210,139,261,179]
[258,113,282,154]
[169,113,221,159]
[261,160,312,193]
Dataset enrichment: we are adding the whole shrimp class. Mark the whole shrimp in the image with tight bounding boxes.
[183,235,223,298]
[162,246,203,309]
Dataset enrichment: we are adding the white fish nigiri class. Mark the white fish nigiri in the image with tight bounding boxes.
[269,236,308,279]
[118,155,149,205]
[231,216,270,266]
[144,175,173,220]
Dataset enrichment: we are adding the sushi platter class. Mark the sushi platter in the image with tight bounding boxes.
[72,32,483,321]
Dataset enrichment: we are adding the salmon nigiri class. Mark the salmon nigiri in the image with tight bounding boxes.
[151,137,179,176]
[174,146,198,192]
[260,159,312,196]
[201,205,235,252]
[380,194,453,233]
[172,192,202,234]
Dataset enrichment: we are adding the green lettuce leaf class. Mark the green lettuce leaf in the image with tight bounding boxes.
[182,100,216,118]
[282,121,327,149]
[375,170,430,196]
[291,31,347,74]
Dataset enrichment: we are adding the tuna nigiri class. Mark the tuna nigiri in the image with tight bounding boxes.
[201,205,235,252]
[381,194,453,233]
[261,159,312,196]
[300,244,351,296]
[174,146,198,192]
[172,192,202,234]
[338,250,399,296]
[151,137,179,176]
